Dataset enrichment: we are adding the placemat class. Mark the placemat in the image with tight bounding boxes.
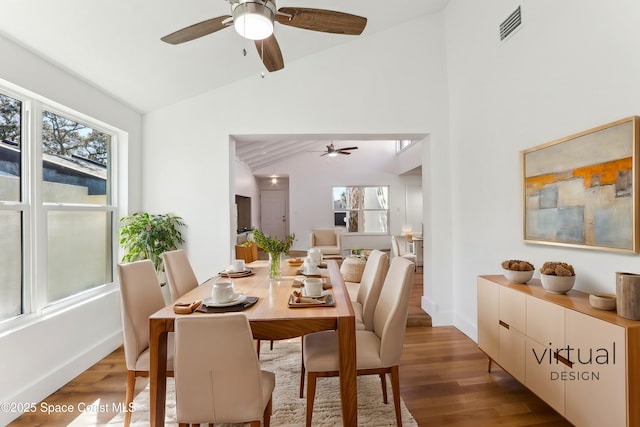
[195,296,259,313]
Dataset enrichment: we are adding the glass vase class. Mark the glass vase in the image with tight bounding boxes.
[268,252,283,279]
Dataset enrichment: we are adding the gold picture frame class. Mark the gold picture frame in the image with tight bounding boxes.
[522,116,640,253]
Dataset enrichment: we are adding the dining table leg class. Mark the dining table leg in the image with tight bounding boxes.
[150,319,169,427]
[337,314,357,426]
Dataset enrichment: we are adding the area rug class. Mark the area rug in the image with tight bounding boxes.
[112,339,417,426]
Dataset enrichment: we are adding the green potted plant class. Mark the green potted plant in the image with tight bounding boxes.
[251,228,295,279]
[119,212,186,283]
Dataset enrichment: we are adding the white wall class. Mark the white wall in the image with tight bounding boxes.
[0,35,143,425]
[143,11,453,329]
[444,0,640,340]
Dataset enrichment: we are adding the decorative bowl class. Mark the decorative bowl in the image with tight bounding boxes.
[540,274,575,294]
[503,269,534,284]
[589,293,617,311]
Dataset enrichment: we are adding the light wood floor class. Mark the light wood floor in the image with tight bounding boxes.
[8,268,569,426]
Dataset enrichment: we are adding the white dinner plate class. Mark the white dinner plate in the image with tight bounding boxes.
[203,294,247,308]
[224,268,252,274]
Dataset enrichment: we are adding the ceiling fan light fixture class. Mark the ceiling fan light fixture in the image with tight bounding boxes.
[233,1,275,40]
[327,151,339,157]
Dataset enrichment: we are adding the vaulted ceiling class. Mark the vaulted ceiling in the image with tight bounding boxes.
[0,0,450,113]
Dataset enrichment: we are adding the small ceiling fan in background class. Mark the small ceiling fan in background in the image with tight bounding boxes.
[160,0,367,72]
[321,143,358,157]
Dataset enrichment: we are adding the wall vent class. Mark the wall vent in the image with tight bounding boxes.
[500,5,522,41]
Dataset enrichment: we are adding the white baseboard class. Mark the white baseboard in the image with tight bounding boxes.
[421,295,454,326]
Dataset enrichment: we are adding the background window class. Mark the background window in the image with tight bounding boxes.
[333,186,389,233]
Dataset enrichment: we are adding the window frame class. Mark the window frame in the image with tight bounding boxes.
[0,82,121,329]
[332,185,390,234]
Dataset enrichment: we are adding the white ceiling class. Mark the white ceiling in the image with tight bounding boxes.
[0,0,450,114]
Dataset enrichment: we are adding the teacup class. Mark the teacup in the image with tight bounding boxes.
[304,262,320,275]
[308,248,322,264]
[229,259,245,272]
[303,278,323,297]
[211,277,235,303]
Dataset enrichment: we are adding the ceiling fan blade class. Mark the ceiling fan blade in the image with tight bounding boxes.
[276,8,367,35]
[255,35,285,72]
[161,16,232,44]
[338,151,352,155]
[338,146,358,151]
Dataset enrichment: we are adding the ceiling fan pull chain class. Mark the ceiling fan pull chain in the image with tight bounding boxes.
[260,40,265,78]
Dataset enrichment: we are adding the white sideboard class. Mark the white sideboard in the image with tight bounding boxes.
[477,275,640,427]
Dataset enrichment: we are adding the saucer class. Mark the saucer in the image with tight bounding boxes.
[203,294,247,307]
[219,268,253,278]
[302,289,330,298]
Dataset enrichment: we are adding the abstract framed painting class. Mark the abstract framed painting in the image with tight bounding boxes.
[522,116,640,253]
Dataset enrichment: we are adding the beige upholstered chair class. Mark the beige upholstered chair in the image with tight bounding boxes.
[309,229,341,256]
[351,250,389,331]
[117,259,174,427]
[391,235,417,268]
[174,314,275,427]
[162,249,198,302]
[301,257,415,427]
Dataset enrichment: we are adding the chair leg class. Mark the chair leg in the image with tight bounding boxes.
[299,344,305,398]
[379,372,388,404]
[263,395,273,427]
[124,370,135,427]
[306,373,318,427]
[256,339,261,357]
[270,340,274,350]
[390,366,402,427]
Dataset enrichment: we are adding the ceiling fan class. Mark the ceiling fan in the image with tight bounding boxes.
[160,0,367,72]
[321,143,358,157]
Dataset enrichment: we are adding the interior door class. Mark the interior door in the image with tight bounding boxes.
[260,190,287,240]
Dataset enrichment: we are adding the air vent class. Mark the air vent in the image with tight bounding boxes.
[500,5,522,41]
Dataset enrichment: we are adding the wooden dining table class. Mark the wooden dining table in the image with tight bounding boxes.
[148,259,357,426]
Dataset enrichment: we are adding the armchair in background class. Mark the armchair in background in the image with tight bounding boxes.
[309,229,342,256]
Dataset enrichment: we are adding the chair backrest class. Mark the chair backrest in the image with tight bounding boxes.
[390,235,400,257]
[372,256,415,367]
[117,259,166,370]
[162,249,198,302]
[310,229,338,246]
[174,314,266,424]
[356,250,389,330]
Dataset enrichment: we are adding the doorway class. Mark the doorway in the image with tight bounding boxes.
[260,189,287,240]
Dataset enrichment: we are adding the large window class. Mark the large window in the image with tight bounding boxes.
[333,186,389,233]
[0,89,117,324]
[0,93,23,321]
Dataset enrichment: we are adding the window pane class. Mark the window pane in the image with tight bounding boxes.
[363,186,388,209]
[346,211,358,232]
[47,211,113,303]
[42,111,110,204]
[363,211,388,233]
[0,93,22,202]
[0,211,23,320]
[333,187,347,209]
